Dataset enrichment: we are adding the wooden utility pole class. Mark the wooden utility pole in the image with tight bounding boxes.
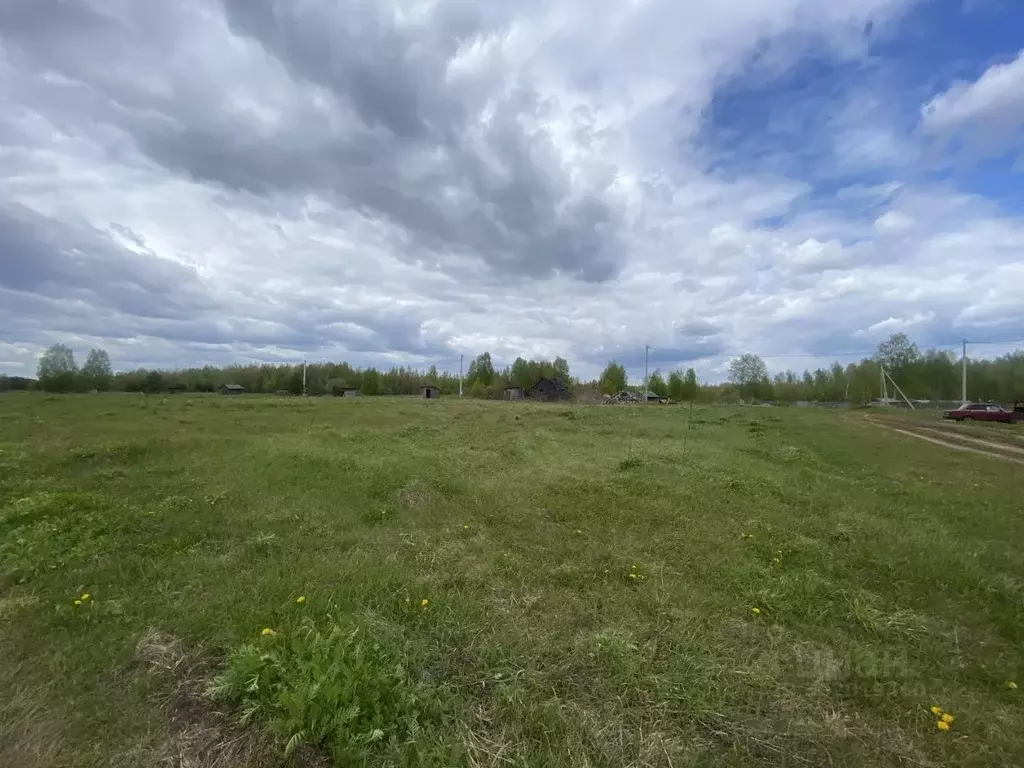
[961,338,967,404]
[644,345,650,400]
[883,367,915,410]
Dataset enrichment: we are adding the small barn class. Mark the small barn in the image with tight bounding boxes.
[503,386,525,401]
[421,385,440,399]
[335,387,360,397]
[531,377,571,402]
[219,384,244,395]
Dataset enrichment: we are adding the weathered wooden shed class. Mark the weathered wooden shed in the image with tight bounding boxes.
[503,386,525,401]
[219,384,245,395]
[421,385,440,399]
[531,377,571,402]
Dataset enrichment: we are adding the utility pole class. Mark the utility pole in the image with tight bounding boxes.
[961,338,968,404]
[459,354,464,397]
[644,344,650,399]
[302,359,307,397]
[884,367,915,410]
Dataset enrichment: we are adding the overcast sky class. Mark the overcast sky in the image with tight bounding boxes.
[2,0,1023,382]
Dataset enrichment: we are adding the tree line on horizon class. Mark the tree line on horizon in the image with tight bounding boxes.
[5,334,1023,404]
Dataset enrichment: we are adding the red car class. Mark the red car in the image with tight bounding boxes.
[943,402,1023,423]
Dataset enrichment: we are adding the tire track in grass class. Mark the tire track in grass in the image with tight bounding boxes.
[862,415,1024,465]
[909,424,1024,457]
[920,419,1024,445]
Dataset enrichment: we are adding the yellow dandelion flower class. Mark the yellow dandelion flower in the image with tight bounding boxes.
[421,598,430,607]
[941,713,954,724]
[260,628,276,636]
[73,600,82,606]
[929,705,943,716]
[936,720,950,732]
[296,596,306,604]
[631,564,637,570]
[1007,681,1018,690]
[751,607,761,615]
[81,593,91,601]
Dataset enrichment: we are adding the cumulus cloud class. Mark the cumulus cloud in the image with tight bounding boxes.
[865,311,936,334]
[921,50,1024,129]
[920,49,1024,156]
[1,0,1023,382]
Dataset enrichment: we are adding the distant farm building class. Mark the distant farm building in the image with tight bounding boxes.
[334,387,360,397]
[421,385,440,399]
[643,391,662,402]
[219,384,244,395]
[531,377,571,402]
[503,386,525,401]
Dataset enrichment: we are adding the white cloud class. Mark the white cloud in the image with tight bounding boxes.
[836,182,903,201]
[777,238,851,271]
[921,50,1024,130]
[874,210,913,233]
[866,311,936,334]
[920,50,1024,157]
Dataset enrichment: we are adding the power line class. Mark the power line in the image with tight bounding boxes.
[963,338,1024,347]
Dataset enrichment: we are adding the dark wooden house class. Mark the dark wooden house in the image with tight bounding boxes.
[219,384,245,395]
[421,385,440,399]
[531,377,571,402]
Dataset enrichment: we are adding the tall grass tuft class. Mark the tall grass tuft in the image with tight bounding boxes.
[208,620,456,764]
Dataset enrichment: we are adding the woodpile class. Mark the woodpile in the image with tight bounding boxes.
[604,390,642,404]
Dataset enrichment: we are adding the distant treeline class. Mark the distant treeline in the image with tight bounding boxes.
[718,337,1024,405]
[716,351,1024,405]
[0,375,35,392]
[7,334,1024,404]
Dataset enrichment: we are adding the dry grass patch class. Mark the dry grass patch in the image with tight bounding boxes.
[133,630,304,768]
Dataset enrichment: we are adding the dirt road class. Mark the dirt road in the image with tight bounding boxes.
[922,418,1024,444]
[863,414,1024,464]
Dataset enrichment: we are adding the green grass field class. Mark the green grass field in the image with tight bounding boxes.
[2,395,1023,767]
